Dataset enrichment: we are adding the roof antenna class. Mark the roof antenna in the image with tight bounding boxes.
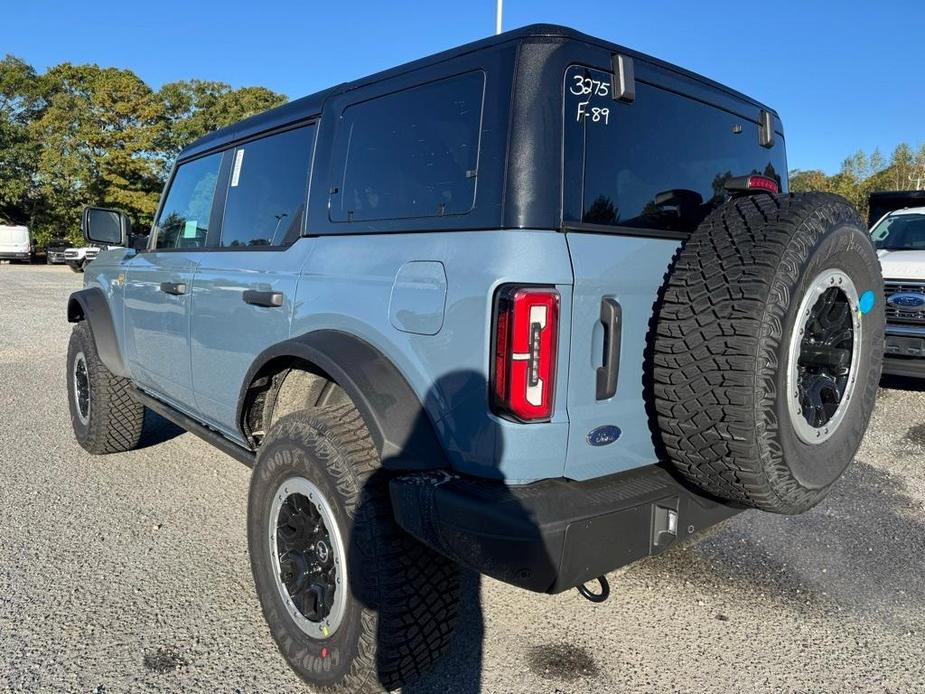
[496,0,503,34]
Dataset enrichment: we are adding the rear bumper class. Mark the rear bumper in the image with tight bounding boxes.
[390,465,740,594]
[0,252,31,260]
[883,324,925,378]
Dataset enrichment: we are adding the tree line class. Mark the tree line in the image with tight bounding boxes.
[0,55,286,246]
[790,143,925,220]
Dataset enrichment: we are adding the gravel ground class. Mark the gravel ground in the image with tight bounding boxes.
[1,264,924,693]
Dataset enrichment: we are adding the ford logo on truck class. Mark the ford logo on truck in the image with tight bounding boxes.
[887,293,925,311]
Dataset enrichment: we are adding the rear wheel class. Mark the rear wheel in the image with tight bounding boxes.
[67,322,145,453]
[653,192,884,514]
[248,403,459,691]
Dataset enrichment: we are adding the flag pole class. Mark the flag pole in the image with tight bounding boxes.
[496,0,503,34]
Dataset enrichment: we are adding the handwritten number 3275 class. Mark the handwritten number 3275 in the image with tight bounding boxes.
[570,75,610,97]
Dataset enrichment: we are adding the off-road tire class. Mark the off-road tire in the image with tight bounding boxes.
[653,192,884,514]
[248,403,460,692]
[68,263,82,273]
[67,322,145,453]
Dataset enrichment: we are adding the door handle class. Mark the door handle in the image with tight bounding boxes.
[242,290,284,307]
[159,281,187,296]
[596,297,622,400]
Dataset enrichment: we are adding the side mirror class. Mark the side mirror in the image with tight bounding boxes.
[81,206,132,247]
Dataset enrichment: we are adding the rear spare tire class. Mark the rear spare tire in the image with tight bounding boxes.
[653,192,884,514]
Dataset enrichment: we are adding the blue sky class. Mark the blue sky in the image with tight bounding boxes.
[5,0,923,173]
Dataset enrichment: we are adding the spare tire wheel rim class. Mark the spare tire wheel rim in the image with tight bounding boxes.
[73,351,91,425]
[269,476,348,639]
[786,269,861,445]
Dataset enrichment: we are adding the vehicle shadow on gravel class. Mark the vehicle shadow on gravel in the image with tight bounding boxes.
[654,459,925,628]
[136,410,184,449]
[350,369,555,694]
[880,374,925,392]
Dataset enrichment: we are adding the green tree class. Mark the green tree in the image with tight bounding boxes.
[28,63,165,243]
[0,55,287,247]
[157,80,286,161]
[0,55,41,227]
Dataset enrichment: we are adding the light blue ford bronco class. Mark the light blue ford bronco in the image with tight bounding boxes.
[66,25,884,692]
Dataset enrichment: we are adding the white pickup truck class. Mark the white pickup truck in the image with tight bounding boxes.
[871,205,925,378]
[63,245,101,272]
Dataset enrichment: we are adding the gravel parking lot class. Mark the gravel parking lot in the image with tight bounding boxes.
[1,263,924,693]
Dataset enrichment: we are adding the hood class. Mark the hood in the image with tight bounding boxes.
[877,249,925,282]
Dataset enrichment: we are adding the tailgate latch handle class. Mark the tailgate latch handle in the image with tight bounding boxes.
[595,297,622,400]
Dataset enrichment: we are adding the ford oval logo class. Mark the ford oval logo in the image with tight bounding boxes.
[887,292,925,312]
[587,425,622,447]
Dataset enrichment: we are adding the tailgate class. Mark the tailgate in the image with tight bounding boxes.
[563,232,679,480]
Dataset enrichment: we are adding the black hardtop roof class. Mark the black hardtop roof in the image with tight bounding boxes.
[179,23,777,161]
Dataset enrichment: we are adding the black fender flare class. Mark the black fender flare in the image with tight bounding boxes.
[67,287,130,378]
[238,330,447,471]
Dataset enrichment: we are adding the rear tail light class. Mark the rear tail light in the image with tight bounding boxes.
[491,286,559,422]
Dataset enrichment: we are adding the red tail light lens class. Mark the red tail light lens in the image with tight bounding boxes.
[724,174,780,195]
[491,286,559,422]
[745,175,779,193]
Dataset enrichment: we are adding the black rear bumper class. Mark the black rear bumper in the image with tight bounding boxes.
[390,465,740,594]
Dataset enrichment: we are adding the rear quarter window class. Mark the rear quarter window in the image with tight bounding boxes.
[330,71,485,223]
[563,65,786,235]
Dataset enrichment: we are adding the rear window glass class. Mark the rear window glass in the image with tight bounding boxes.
[563,66,786,234]
[331,71,484,222]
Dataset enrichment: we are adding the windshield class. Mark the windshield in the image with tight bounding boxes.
[871,212,925,250]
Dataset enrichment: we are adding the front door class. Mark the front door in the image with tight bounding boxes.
[124,151,225,409]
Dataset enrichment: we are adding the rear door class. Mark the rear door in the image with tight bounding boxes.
[123,151,224,408]
[562,65,788,480]
[189,123,317,438]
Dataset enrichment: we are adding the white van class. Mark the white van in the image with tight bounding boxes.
[0,225,33,263]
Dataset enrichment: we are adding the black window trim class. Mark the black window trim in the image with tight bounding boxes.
[147,117,320,253]
[327,69,488,225]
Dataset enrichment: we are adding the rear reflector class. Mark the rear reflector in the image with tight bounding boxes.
[491,286,559,422]
[724,174,780,195]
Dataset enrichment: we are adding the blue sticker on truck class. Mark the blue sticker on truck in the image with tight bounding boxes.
[859,290,876,315]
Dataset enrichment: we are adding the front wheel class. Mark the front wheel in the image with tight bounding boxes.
[67,322,145,453]
[248,404,459,691]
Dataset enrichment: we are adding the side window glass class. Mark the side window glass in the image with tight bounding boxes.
[332,71,484,222]
[220,125,315,248]
[154,153,222,249]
